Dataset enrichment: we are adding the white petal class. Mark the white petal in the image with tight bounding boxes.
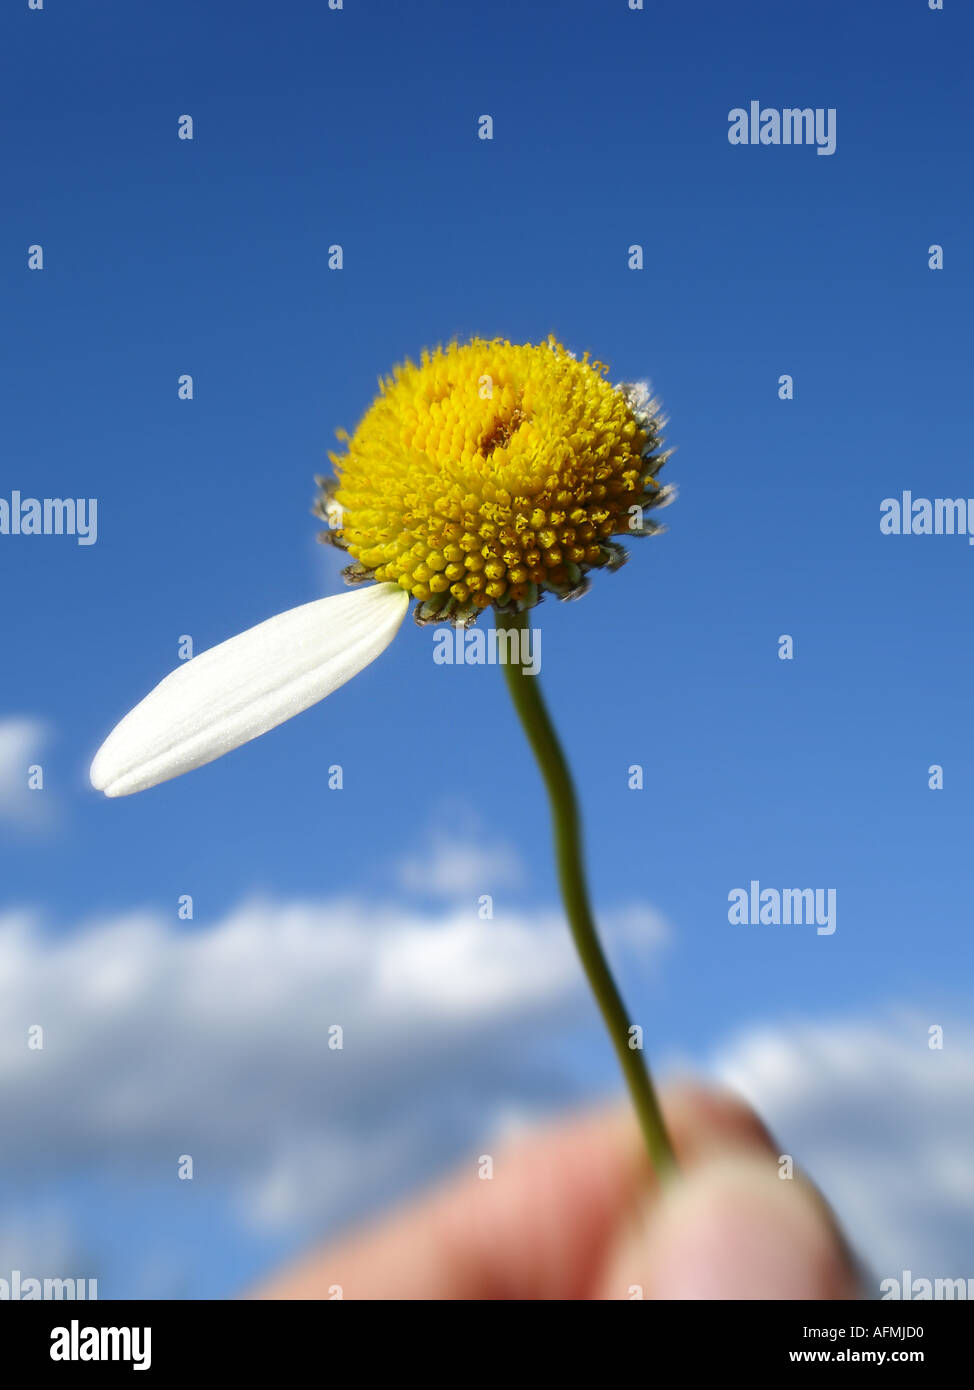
[90,583,409,797]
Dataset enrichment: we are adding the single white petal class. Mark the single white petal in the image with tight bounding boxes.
[90,583,409,797]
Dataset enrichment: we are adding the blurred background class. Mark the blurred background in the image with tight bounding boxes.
[1,0,971,1298]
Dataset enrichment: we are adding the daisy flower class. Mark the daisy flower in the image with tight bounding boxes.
[91,336,677,1175]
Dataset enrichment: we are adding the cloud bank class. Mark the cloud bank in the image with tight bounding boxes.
[0,859,969,1297]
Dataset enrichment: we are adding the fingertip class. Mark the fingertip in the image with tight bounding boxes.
[598,1155,861,1301]
[661,1078,780,1164]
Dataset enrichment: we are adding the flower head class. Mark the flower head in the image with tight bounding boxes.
[317,337,670,625]
[90,337,673,796]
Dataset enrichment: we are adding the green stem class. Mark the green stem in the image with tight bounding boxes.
[496,608,677,1180]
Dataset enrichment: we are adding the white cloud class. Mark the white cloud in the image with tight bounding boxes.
[396,832,523,899]
[712,1014,974,1293]
[0,890,665,1251]
[0,718,53,830]
[5,867,968,1299]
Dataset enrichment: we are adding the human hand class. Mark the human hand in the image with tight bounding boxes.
[256,1082,861,1301]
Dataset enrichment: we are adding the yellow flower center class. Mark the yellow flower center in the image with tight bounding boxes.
[319,337,668,623]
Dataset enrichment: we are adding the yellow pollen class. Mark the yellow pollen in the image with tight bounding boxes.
[323,337,667,622]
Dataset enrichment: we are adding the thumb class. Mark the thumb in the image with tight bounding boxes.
[598,1155,862,1300]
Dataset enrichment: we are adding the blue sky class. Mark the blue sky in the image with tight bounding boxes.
[1,0,972,1298]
